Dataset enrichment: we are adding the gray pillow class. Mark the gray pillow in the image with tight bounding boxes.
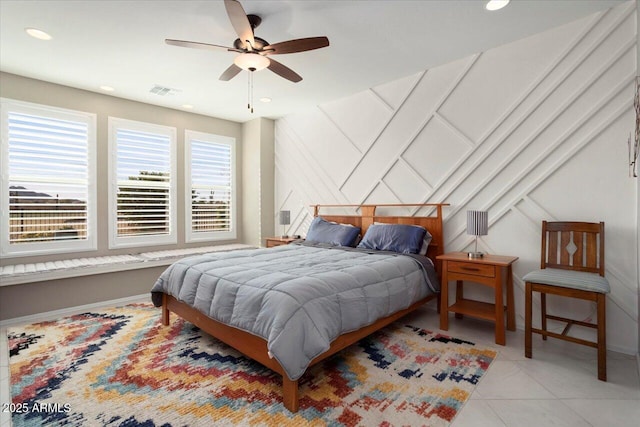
[357,223,427,254]
[305,216,361,247]
[374,222,432,255]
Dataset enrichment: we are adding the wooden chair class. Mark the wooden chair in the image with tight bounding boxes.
[524,221,609,381]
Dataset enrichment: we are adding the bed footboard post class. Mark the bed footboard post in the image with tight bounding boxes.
[161,294,170,326]
[282,376,299,413]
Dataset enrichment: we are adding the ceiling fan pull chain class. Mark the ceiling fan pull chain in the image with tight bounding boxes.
[248,69,254,113]
[247,71,251,111]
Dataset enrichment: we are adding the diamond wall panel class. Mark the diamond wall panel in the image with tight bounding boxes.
[382,160,432,204]
[321,90,392,153]
[372,73,422,110]
[440,17,579,143]
[403,117,471,188]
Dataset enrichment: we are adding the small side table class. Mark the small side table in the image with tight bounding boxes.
[265,236,297,248]
[437,252,518,345]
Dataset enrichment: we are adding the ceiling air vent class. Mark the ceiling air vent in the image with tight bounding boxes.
[149,85,180,96]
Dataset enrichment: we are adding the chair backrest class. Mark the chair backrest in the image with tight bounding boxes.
[540,221,605,276]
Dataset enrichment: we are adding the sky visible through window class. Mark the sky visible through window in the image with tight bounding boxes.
[8,112,88,201]
[191,139,231,202]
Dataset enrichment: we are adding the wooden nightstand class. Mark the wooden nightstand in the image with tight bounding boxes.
[265,237,297,248]
[437,252,518,345]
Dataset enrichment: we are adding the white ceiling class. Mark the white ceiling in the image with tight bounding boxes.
[0,0,627,123]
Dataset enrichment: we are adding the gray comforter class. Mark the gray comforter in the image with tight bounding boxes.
[151,242,438,380]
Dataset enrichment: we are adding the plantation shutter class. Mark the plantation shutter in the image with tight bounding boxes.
[185,130,235,242]
[115,128,172,238]
[190,139,232,233]
[7,111,90,245]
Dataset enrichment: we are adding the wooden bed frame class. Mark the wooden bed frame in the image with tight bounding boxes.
[160,203,448,412]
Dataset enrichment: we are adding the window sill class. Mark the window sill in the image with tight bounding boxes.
[0,243,255,287]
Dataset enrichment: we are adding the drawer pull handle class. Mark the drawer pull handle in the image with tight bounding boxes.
[461,266,480,272]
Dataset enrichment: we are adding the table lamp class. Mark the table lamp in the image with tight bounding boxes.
[279,210,290,238]
[467,210,488,258]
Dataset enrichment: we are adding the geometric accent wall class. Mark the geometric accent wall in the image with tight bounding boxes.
[275,2,638,353]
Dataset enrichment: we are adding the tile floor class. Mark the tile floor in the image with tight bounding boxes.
[404,305,640,427]
[1,300,638,427]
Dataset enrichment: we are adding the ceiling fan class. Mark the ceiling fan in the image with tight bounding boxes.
[165,0,330,84]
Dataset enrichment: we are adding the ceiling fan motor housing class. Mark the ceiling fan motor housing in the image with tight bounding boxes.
[234,36,269,51]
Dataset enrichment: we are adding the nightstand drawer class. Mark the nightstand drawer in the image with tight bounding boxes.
[265,237,298,248]
[448,261,495,277]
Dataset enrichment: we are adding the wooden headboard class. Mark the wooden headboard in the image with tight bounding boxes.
[311,203,448,274]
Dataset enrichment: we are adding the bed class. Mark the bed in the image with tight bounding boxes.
[151,203,447,412]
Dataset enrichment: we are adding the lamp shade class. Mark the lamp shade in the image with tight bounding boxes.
[466,210,488,236]
[234,53,270,71]
[278,210,291,226]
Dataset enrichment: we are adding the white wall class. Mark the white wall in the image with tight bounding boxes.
[274,1,638,354]
[242,118,275,247]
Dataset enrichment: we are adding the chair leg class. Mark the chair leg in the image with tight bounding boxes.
[525,282,532,359]
[597,293,607,381]
[540,291,547,341]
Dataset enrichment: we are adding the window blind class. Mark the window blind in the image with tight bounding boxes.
[189,139,233,234]
[115,128,172,238]
[7,111,89,245]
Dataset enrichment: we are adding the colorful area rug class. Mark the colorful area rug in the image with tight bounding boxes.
[8,303,497,426]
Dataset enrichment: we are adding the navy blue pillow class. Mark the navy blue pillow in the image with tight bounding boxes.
[305,216,361,247]
[357,223,427,254]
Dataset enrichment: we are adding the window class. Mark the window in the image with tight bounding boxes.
[0,98,97,257]
[108,117,176,248]
[185,130,236,242]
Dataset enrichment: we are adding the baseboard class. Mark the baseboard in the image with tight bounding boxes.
[606,343,637,357]
[422,301,638,356]
[0,293,149,327]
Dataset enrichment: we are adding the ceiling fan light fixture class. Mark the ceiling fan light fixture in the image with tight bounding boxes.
[234,53,269,71]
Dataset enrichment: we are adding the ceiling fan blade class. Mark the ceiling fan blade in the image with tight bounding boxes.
[263,37,330,55]
[267,58,302,83]
[165,39,242,53]
[224,0,255,50]
[219,64,242,81]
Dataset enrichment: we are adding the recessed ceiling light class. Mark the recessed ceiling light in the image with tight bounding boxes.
[259,97,272,103]
[485,0,510,11]
[181,104,194,109]
[99,85,115,92]
[25,28,52,40]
